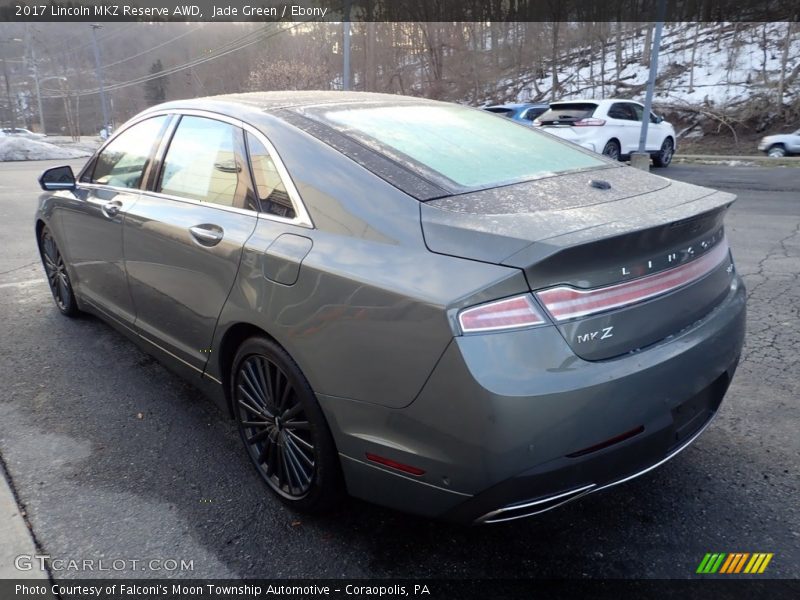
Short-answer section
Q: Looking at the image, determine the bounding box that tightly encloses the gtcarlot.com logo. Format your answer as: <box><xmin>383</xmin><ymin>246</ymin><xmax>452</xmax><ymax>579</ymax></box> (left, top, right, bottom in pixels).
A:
<box><xmin>696</xmin><ymin>552</ymin><xmax>774</xmax><ymax>574</ymax></box>
<box><xmin>15</xmin><ymin>554</ymin><xmax>194</xmax><ymax>572</ymax></box>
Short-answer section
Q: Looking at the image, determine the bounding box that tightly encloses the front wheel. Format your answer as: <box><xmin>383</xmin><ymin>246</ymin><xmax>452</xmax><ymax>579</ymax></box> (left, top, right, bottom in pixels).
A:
<box><xmin>767</xmin><ymin>145</ymin><xmax>786</xmax><ymax>158</ymax></box>
<box><xmin>602</xmin><ymin>139</ymin><xmax>621</xmax><ymax>161</ymax></box>
<box><xmin>652</xmin><ymin>138</ymin><xmax>674</xmax><ymax>168</ymax></box>
<box><xmin>232</xmin><ymin>336</ymin><xmax>343</xmax><ymax>513</ymax></box>
<box><xmin>39</xmin><ymin>227</ymin><xmax>79</xmax><ymax>317</ymax></box>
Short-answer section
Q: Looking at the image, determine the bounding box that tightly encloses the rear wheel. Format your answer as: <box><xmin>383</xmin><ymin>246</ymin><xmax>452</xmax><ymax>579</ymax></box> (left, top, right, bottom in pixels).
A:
<box><xmin>602</xmin><ymin>139</ymin><xmax>621</xmax><ymax>161</ymax></box>
<box><xmin>652</xmin><ymin>137</ymin><xmax>674</xmax><ymax>168</ymax></box>
<box><xmin>767</xmin><ymin>145</ymin><xmax>786</xmax><ymax>158</ymax></box>
<box><xmin>231</xmin><ymin>336</ymin><xmax>343</xmax><ymax>513</ymax></box>
<box><xmin>39</xmin><ymin>227</ymin><xmax>79</xmax><ymax>317</ymax></box>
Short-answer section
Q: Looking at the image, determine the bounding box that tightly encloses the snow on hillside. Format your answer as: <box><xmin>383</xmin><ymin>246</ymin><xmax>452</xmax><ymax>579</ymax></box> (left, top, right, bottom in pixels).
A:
<box><xmin>509</xmin><ymin>22</ymin><xmax>800</xmax><ymax>110</ymax></box>
<box><xmin>0</xmin><ymin>137</ymin><xmax>92</xmax><ymax>162</ymax></box>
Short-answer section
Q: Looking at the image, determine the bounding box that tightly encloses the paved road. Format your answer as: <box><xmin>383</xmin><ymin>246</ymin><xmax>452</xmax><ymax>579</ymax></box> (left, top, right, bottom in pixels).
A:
<box><xmin>0</xmin><ymin>161</ymin><xmax>797</xmax><ymax>580</ymax></box>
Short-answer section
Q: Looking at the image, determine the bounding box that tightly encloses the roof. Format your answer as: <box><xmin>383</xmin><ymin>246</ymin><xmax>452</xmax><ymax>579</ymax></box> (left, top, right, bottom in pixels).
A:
<box><xmin>484</xmin><ymin>102</ymin><xmax>549</xmax><ymax>109</ymax></box>
<box><xmin>152</xmin><ymin>90</ymin><xmax>443</xmax><ymax>114</ymax></box>
<box><xmin>550</xmin><ymin>98</ymin><xmax>642</xmax><ymax>105</ymax></box>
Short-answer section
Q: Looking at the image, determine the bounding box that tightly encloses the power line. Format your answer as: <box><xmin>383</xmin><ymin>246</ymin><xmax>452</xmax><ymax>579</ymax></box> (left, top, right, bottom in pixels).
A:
<box><xmin>40</xmin><ymin>22</ymin><xmax>303</xmax><ymax>98</ymax></box>
<box><xmin>101</xmin><ymin>24</ymin><xmax>204</xmax><ymax>70</ymax></box>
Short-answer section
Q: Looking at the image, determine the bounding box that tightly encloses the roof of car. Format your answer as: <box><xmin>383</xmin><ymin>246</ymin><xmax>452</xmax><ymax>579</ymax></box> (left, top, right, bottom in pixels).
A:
<box><xmin>484</xmin><ymin>103</ymin><xmax>548</xmax><ymax>109</ymax></box>
<box><xmin>550</xmin><ymin>98</ymin><xmax>641</xmax><ymax>106</ymax></box>
<box><xmin>151</xmin><ymin>91</ymin><xmax>444</xmax><ymax>114</ymax></box>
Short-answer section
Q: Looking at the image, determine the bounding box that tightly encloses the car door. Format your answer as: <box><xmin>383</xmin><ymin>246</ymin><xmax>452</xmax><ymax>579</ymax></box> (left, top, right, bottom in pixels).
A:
<box><xmin>60</xmin><ymin>115</ymin><xmax>170</xmax><ymax>327</ymax></box>
<box><xmin>629</xmin><ymin>103</ymin><xmax>663</xmax><ymax>151</ymax></box>
<box><xmin>789</xmin><ymin>130</ymin><xmax>800</xmax><ymax>153</ymax></box>
<box><xmin>606</xmin><ymin>102</ymin><xmax>639</xmax><ymax>154</ymax></box>
<box><xmin>123</xmin><ymin>114</ymin><xmax>259</xmax><ymax>374</ymax></box>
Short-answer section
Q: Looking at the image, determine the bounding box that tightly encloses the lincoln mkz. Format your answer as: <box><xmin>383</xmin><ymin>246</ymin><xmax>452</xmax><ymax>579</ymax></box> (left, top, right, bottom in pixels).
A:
<box><xmin>36</xmin><ymin>92</ymin><xmax>745</xmax><ymax>523</ymax></box>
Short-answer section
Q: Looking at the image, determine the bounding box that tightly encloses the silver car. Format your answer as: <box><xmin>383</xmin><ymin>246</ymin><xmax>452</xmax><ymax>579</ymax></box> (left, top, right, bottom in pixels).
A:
<box><xmin>36</xmin><ymin>92</ymin><xmax>745</xmax><ymax>523</ymax></box>
<box><xmin>758</xmin><ymin>129</ymin><xmax>800</xmax><ymax>157</ymax></box>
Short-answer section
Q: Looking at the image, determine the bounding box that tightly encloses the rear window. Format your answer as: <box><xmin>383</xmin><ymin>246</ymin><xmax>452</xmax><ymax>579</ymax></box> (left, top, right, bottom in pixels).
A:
<box><xmin>483</xmin><ymin>107</ymin><xmax>515</xmax><ymax>117</ymax></box>
<box><xmin>313</xmin><ymin>104</ymin><xmax>606</xmax><ymax>191</ymax></box>
<box><xmin>537</xmin><ymin>103</ymin><xmax>599</xmax><ymax>125</ymax></box>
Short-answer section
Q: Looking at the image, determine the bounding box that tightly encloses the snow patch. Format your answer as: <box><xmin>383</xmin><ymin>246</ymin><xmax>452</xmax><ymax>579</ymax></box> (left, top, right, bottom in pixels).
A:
<box><xmin>0</xmin><ymin>137</ymin><xmax>92</xmax><ymax>161</ymax></box>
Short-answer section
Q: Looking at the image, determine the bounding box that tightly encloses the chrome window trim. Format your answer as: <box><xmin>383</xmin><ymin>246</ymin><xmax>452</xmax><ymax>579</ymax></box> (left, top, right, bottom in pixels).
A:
<box><xmin>79</xmin><ymin>108</ymin><xmax>314</xmax><ymax>229</ymax></box>
<box><xmin>77</xmin><ymin>113</ymin><xmax>172</xmax><ymax>183</ymax></box>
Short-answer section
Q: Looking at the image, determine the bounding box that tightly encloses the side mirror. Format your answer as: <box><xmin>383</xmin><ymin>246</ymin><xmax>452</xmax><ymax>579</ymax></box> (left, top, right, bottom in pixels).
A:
<box><xmin>652</xmin><ymin>114</ymin><xmax>664</xmax><ymax>124</ymax></box>
<box><xmin>39</xmin><ymin>165</ymin><xmax>76</xmax><ymax>191</ymax></box>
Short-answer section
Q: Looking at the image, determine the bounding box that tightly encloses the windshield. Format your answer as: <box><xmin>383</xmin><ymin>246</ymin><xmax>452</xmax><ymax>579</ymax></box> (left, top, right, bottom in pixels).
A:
<box><xmin>315</xmin><ymin>103</ymin><xmax>607</xmax><ymax>191</ymax></box>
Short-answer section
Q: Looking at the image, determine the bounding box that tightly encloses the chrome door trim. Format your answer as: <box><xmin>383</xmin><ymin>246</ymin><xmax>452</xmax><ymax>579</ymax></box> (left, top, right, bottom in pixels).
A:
<box><xmin>93</xmin><ymin>108</ymin><xmax>315</xmax><ymax>229</ymax></box>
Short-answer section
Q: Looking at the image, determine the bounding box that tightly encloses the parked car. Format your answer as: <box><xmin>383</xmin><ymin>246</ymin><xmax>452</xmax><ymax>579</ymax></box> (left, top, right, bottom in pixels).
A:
<box><xmin>2</xmin><ymin>127</ymin><xmax>46</xmax><ymax>139</ymax></box>
<box><xmin>36</xmin><ymin>92</ymin><xmax>744</xmax><ymax>523</ymax></box>
<box><xmin>534</xmin><ymin>99</ymin><xmax>676</xmax><ymax>167</ymax></box>
<box><xmin>483</xmin><ymin>102</ymin><xmax>550</xmax><ymax>125</ymax></box>
<box><xmin>757</xmin><ymin>129</ymin><xmax>800</xmax><ymax>157</ymax></box>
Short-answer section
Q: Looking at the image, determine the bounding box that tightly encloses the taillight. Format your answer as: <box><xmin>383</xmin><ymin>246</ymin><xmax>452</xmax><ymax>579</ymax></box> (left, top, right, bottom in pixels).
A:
<box><xmin>536</xmin><ymin>238</ymin><xmax>730</xmax><ymax>322</ymax></box>
<box><xmin>574</xmin><ymin>118</ymin><xmax>606</xmax><ymax>127</ymax></box>
<box><xmin>458</xmin><ymin>294</ymin><xmax>546</xmax><ymax>334</ymax></box>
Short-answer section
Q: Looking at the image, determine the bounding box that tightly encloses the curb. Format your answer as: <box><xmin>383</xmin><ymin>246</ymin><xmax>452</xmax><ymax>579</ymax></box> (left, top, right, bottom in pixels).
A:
<box><xmin>0</xmin><ymin>457</ymin><xmax>48</xmax><ymax>580</ymax></box>
<box><xmin>674</xmin><ymin>154</ymin><xmax>800</xmax><ymax>167</ymax></box>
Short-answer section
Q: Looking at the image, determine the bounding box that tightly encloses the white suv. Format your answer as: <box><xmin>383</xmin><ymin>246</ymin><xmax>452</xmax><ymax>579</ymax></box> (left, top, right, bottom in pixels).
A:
<box><xmin>534</xmin><ymin>99</ymin><xmax>676</xmax><ymax>167</ymax></box>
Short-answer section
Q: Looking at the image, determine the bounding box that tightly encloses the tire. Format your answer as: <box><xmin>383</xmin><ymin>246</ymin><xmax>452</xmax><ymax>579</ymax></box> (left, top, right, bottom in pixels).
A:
<box><xmin>38</xmin><ymin>227</ymin><xmax>79</xmax><ymax>317</ymax></box>
<box><xmin>767</xmin><ymin>145</ymin><xmax>786</xmax><ymax>158</ymax></box>
<box><xmin>602</xmin><ymin>139</ymin><xmax>621</xmax><ymax>161</ymax></box>
<box><xmin>231</xmin><ymin>336</ymin><xmax>343</xmax><ymax>513</ymax></box>
<box><xmin>652</xmin><ymin>137</ymin><xmax>674</xmax><ymax>168</ymax></box>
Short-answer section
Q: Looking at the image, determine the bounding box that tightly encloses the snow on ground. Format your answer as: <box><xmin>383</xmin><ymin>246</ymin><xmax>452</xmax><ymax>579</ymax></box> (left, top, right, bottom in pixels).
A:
<box><xmin>0</xmin><ymin>137</ymin><xmax>93</xmax><ymax>161</ymax></box>
<box><xmin>512</xmin><ymin>22</ymin><xmax>800</xmax><ymax>109</ymax></box>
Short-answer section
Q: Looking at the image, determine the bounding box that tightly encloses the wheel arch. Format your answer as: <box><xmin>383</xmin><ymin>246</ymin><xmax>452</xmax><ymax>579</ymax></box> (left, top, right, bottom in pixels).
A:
<box><xmin>216</xmin><ymin>321</ymin><xmax>284</xmax><ymax>418</ymax></box>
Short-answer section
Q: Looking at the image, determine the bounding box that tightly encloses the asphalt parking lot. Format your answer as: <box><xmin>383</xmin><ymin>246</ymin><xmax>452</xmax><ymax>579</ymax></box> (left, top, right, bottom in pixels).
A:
<box><xmin>0</xmin><ymin>160</ymin><xmax>798</xmax><ymax>580</ymax></box>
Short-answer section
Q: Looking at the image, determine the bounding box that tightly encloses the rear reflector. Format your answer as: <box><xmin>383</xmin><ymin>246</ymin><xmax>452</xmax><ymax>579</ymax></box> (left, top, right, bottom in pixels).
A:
<box><xmin>537</xmin><ymin>238</ymin><xmax>730</xmax><ymax>322</ymax></box>
<box><xmin>458</xmin><ymin>294</ymin><xmax>546</xmax><ymax>333</ymax></box>
<box><xmin>566</xmin><ymin>425</ymin><xmax>645</xmax><ymax>458</ymax></box>
<box><xmin>365</xmin><ymin>453</ymin><xmax>425</xmax><ymax>476</ymax></box>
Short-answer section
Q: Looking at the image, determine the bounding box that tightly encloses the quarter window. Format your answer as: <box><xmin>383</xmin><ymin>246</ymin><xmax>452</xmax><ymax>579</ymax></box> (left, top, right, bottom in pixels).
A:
<box><xmin>158</xmin><ymin>116</ymin><xmax>247</xmax><ymax>207</ymax></box>
<box><xmin>90</xmin><ymin>116</ymin><xmax>167</xmax><ymax>188</ymax></box>
<box><xmin>246</xmin><ymin>132</ymin><xmax>295</xmax><ymax>219</ymax></box>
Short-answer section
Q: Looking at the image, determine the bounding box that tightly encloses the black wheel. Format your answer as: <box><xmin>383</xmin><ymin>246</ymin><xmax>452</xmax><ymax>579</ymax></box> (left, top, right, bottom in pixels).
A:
<box><xmin>602</xmin><ymin>139</ymin><xmax>621</xmax><ymax>161</ymax></box>
<box><xmin>232</xmin><ymin>336</ymin><xmax>343</xmax><ymax>513</ymax></box>
<box><xmin>767</xmin><ymin>145</ymin><xmax>786</xmax><ymax>158</ymax></box>
<box><xmin>652</xmin><ymin>137</ymin><xmax>674</xmax><ymax>168</ymax></box>
<box><xmin>39</xmin><ymin>227</ymin><xmax>78</xmax><ymax>317</ymax></box>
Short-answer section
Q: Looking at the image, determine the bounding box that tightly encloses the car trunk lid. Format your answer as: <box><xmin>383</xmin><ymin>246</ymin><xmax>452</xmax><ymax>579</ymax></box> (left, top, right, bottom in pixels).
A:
<box><xmin>421</xmin><ymin>166</ymin><xmax>737</xmax><ymax>360</ymax></box>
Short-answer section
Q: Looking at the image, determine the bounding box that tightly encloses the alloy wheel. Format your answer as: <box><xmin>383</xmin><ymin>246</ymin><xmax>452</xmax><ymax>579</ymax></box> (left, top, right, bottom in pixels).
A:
<box><xmin>660</xmin><ymin>139</ymin><xmax>674</xmax><ymax>166</ymax></box>
<box><xmin>603</xmin><ymin>140</ymin><xmax>620</xmax><ymax>161</ymax></box>
<box><xmin>235</xmin><ymin>354</ymin><xmax>316</xmax><ymax>499</ymax></box>
<box><xmin>768</xmin><ymin>146</ymin><xmax>786</xmax><ymax>158</ymax></box>
<box><xmin>41</xmin><ymin>230</ymin><xmax>73</xmax><ymax>313</ymax></box>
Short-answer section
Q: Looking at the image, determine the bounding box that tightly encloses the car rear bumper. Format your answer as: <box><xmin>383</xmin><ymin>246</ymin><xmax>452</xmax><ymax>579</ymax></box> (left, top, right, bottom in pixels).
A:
<box><xmin>319</xmin><ymin>275</ymin><xmax>746</xmax><ymax>523</ymax></box>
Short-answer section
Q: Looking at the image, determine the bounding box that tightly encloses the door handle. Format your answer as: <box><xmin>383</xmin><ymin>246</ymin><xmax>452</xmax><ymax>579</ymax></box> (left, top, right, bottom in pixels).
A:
<box><xmin>189</xmin><ymin>225</ymin><xmax>224</xmax><ymax>246</ymax></box>
<box><xmin>102</xmin><ymin>200</ymin><xmax>122</xmax><ymax>218</ymax></box>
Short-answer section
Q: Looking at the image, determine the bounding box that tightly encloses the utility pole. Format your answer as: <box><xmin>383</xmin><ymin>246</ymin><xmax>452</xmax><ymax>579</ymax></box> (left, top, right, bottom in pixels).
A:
<box><xmin>631</xmin><ymin>0</ymin><xmax>666</xmax><ymax>170</ymax></box>
<box><xmin>0</xmin><ymin>38</ymin><xmax>23</xmax><ymax>129</ymax></box>
<box><xmin>90</xmin><ymin>24</ymin><xmax>110</xmax><ymax>133</ymax></box>
<box><xmin>342</xmin><ymin>0</ymin><xmax>351</xmax><ymax>91</ymax></box>
<box><xmin>1</xmin><ymin>58</ymin><xmax>16</xmax><ymax>129</ymax></box>
<box><xmin>26</xmin><ymin>26</ymin><xmax>45</xmax><ymax>133</ymax></box>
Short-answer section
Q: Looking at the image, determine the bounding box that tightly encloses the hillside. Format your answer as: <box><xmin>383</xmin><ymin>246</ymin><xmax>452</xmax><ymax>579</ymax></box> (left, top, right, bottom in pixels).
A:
<box><xmin>493</xmin><ymin>22</ymin><xmax>799</xmax><ymax>152</ymax></box>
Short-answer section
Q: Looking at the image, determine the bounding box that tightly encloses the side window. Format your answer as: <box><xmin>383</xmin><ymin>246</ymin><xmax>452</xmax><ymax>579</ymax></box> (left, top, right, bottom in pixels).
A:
<box><xmin>158</xmin><ymin>116</ymin><xmax>247</xmax><ymax>207</ymax></box>
<box><xmin>246</xmin><ymin>132</ymin><xmax>296</xmax><ymax>219</ymax></box>
<box><xmin>90</xmin><ymin>116</ymin><xmax>167</xmax><ymax>188</ymax></box>
<box><xmin>607</xmin><ymin>103</ymin><xmax>625</xmax><ymax>120</ymax></box>
<box><xmin>630</xmin><ymin>104</ymin><xmax>644</xmax><ymax>122</ymax></box>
